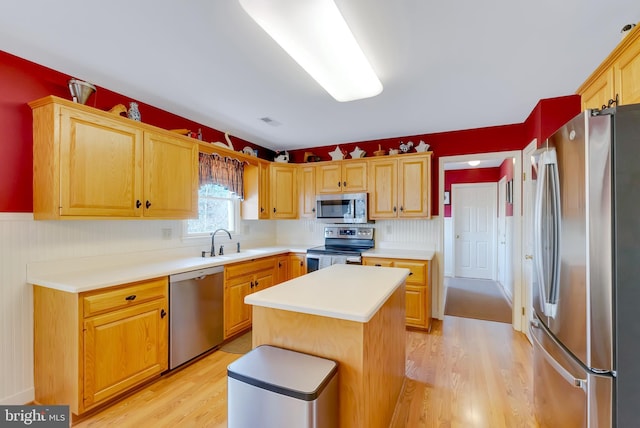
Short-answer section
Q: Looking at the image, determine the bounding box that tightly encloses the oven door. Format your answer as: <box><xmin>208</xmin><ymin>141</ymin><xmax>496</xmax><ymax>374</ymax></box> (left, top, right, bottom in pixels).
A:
<box><xmin>306</xmin><ymin>254</ymin><xmax>334</xmax><ymax>273</ymax></box>
<box><xmin>306</xmin><ymin>253</ymin><xmax>362</xmax><ymax>273</ymax></box>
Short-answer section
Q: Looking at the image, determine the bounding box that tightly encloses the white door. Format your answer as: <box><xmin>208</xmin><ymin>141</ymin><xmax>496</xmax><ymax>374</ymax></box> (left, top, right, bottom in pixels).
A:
<box><xmin>522</xmin><ymin>140</ymin><xmax>537</xmax><ymax>342</ymax></box>
<box><xmin>497</xmin><ymin>177</ymin><xmax>507</xmax><ymax>287</ymax></box>
<box><xmin>453</xmin><ymin>183</ymin><xmax>497</xmax><ymax>279</ymax></box>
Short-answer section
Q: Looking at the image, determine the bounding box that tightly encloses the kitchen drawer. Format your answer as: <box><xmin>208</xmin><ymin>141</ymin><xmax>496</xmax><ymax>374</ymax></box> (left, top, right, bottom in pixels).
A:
<box><xmin>82</xmin><ymin>277</ymin><xmax>168</xmax><ymax>318</ymax></box>
<box><xmin>364</xmin><ymin>259</ymin><xmax>393</xmax><ymax>267</ymax></box>
<box><xmin>393</xmin><ymin>261</ymin><xmax>426</xmax><ymax>285</ymax></box>
<box><xmin>225</xmin><ymin>257</ymin><xmax>276</xmax><ymax>279</ymax></box>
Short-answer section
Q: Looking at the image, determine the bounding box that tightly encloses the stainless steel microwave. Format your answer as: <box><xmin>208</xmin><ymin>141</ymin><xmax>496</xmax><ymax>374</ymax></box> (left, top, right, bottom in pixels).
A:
<box><xmin>315</xmin><ymin>192</ymin><xmax>368</xmax><ymax>223</ymax></box>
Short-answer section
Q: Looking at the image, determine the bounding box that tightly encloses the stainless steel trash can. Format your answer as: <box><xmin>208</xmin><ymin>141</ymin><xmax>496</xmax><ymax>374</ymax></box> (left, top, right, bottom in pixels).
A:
<box><xmin>227</xmin><ymin>345</ymin><xmax>338</xmax><ymax>428</ymax></box>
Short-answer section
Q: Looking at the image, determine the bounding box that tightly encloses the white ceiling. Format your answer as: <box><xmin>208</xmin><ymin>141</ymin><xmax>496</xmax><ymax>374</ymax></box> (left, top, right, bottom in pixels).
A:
<box><xmin>1</xmin><ymin>1</ymin><xmax>639</xmax><ymax>152</ymax></box>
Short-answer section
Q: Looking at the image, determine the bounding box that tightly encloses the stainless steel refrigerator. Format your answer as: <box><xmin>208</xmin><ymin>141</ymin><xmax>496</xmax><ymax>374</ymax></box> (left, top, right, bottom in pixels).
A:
<box><xmin>531</xmin><ymin>103</ymin><xmax>640</xmax><ymax>428</ymax></box>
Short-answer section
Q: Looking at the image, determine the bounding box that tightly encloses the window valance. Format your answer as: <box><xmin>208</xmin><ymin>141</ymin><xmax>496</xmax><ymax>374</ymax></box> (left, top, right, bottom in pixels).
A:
<box><xmin>199</xmin><ymin>152</ymin><xmax>246</xmax><ymax>200</ymax></box>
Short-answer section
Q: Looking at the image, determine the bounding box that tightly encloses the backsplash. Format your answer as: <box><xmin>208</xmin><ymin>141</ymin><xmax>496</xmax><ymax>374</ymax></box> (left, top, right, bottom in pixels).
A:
<box><xmin>275</xmin><ymin>218</ymin><xmax>441</xmax><ymax>251</ymax></box>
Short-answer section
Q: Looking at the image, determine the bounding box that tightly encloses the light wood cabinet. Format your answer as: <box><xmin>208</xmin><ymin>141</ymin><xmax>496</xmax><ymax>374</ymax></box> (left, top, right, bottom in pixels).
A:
<box><xmin>270</xmin><ymin>164</ymin><xmax>298</xmax><ymax>219</ymax></box>
<box><xmin>289</xmin><ymin>253</ymin><xmax>307</xmax><ymax>279</ymax></box>
<box><xmin>29</xmin><ymin>96</ymin><xmax>198</xmax><ymax>220</ymax></box>
<box><xmin>274</xmin><ymin>255</ymin><xmax>290</xmax><ymax>284</ymax></box>
<box><xmin>368</xmin><ymin>153</ymin><xmax>431</xmax><ymax>219</ymax></box>
<box><xmin>316</xmin><ymin>161</ymin><xmax>367</xmax><ymax>194</ymax></box>
<box><xmin>242</xmin><ymin>161</ymin><xmax>270</xmax><ymax>220</ymax></box>
<box><xmin>142</xmin><ymin>131</ymin><xmax>199</xmax><ymax>218</ymax></box>
<box><xmin>299</xmin><ymin>165</ymin><xmax>316</xmax><ymax>218</ymax></box>
<box><xmin>363</xmin><ymin>257</ymin><xmax>432</xmax><ymax>331</ymax></box>
<box><xmin>33</xmin><ymin>278</ymin><xmax>168</xmax><ymax>415</ymax></box>
<box><xmin>223</xmin><ymin>257</ymin><xmax>276</xmax><ymax>338</ymax></box>
<box><xmin>578</xmin><ymin>23</ymin><xmax>640</xmax><ymax>110</ymax></box>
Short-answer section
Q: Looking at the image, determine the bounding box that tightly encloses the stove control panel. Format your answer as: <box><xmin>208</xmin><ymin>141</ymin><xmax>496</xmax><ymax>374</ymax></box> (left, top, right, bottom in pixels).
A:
<box><xmin>324</xmin><ymin>226</ymin><xmax>374</xmax><ymax>239</ymax></box>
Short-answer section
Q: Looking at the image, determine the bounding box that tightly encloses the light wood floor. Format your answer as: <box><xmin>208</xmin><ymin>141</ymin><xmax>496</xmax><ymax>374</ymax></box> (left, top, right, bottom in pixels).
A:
<box><xmin>75</xmin><ymin>316</ymin><xmax>537</xmax><ymax>428</ymax></box>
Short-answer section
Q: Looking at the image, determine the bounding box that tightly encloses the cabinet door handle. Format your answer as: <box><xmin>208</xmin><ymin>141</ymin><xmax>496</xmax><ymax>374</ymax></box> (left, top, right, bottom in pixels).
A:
<box><xmin>250</xmin><ymin>281</ymin><xmax>254</xmax><ymax>288</ymax></box>
<box><xmin>255</xmin><ymin>280</ymin><xmax>259</xmax><ymax>287</ymax></box>
<box><xmin>400</xmin><ymin>206</ymin><xmax>404</xmax><ymax>212</ymax></box>
<box><xmin>343</xmin><ymin>181</ymin><xmax>347</xmax><ymax>187</ymax></box>
<box><xmin>161</xmin><ymin>309</ymin><xmax>167</xmax><ymax>318</ymax></box>
<box><xmin>145</xmin><ymin>200</ymin><xmax>151</xmax><ymax>209</ymax></box>
<box><xmin>273</xmin><ymin>207</ymin><xmax>276</xmax><ymax>213</ymax></box>
<box><xmin>312</xmin><ymin>207</ymin><xmax>316</xmax><ymax>213</ymax></box>
<box><xmin>260</xmin><ymin>207</ymin><xmax>265</xmax><ymax>213</ymax></box>
<box><xmin>375</xmin><ymin>264</ymin><xmax>381</xmax><ymax>267</ymax></box>
<box><xmin>300</xmin><ymin>261</ymin><xmax>304</xmax><ymax>266</ymax></box>
<box><xmin>278</xmin><ymin>262</ymin><xmax>282</xmax><ymax>268</ymax></box>
<box><xmin>125</xmin><ymin>295</ymin><xmax>137</xmax><ymax>301</ymax></box>
<box><xmin>136</xmin><ymin>200</ymin><xmax>142</xmax><ymax>208</ymax></box>
<box><xmin>393</xmin><ymin>206</ymin><xmax>397</xmax><ymax>212</ymax></box>
<box><xmin>409</xmin><ymin>272</ymin><xmax>414</xmax><ymax>275</ymax></box>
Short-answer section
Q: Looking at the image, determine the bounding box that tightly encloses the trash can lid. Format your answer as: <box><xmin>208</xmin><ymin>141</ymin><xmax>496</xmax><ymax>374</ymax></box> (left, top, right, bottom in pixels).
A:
<box><xmin>227</xmin><ymin>345</ymin><xmax>338</xmax><ymax>401</ymax></box>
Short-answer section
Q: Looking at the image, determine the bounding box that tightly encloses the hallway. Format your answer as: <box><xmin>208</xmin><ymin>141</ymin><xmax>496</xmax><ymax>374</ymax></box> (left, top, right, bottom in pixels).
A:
<box><xmin>444</xmin><ymin>277</ymin><xmax>513</xmax><ymax>324</ymax></box>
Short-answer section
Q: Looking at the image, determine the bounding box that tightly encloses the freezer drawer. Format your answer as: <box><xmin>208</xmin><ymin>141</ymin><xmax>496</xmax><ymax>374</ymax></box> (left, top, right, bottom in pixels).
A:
<box><xmin>531</xmin><ymin>321</ymin><xmax>612</xmax><ymax>428</ymax></box>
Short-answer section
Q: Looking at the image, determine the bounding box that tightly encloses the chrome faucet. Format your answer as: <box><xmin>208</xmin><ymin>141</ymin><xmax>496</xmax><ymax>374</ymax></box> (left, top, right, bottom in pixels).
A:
<box><xmin>210</xmin><ymin>228</ymin><xmax>232</xmax><ymax>256</ymax></box>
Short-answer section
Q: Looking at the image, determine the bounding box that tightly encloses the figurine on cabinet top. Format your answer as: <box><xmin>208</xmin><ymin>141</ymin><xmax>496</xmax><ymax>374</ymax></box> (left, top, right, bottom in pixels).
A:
<box><xmin>274</xmin><ymin>151</ymin><xmax>290</xmax><ymax>163</ymax></box>
<box><xmin>329</xmin><ymin>145</ymin><xmax>345</xmax><ymax>161</ymax></box>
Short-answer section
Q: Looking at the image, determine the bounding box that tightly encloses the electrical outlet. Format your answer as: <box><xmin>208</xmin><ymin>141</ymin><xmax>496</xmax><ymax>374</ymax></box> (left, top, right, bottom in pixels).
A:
<box><xmin>161</xmin><ymin>228</ymin><xmax>172</xmax><ymax>240</ymax></box>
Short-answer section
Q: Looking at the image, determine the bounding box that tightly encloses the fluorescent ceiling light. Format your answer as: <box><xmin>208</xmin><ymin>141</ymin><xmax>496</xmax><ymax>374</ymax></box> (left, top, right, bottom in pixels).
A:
<box><xmin>238</xmin><ymin>0</ymin><xmax>383</xmax><ymax>102</ymax></box>
<box><xmin>468</xmin><ymin>160</ymin><xmax>481</xmax><ymax>167</ymax></box>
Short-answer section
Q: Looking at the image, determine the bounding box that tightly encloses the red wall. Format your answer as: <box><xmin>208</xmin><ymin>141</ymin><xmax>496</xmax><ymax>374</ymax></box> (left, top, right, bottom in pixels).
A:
<box><xmin>499</xmin><ymin>158</ymin><xmax>515</xmax><ymax>217</ymax></box>
<box><xmin>291</xmin><ymin>96</ymin><xmax>580</xmax><ymax>216</ymax></box>
<box><xmin>0</xmin><ymin>50</ymin><xmax>268</xmax><ymax>212</ymax></box>
<box><xmin>0</xmin><ymin>49</ymin><xmax>582</xmax><ymax>214</ymax></box>
<box><xmin>443</xmin><ymin>168</ymin><xmax>501</xmax><ymax>217</ymax></box>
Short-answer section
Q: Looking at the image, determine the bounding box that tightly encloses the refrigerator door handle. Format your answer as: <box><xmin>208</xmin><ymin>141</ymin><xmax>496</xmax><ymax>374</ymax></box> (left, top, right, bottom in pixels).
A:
<box><xmin>530</xmin><ymin>323</ymin><xmax>586</xmax><ymax>390</ymax></box>
<box><xmin>533</xmin><ymin>149</ymin><xmax>561</xmax><ymax>318</ymax></box>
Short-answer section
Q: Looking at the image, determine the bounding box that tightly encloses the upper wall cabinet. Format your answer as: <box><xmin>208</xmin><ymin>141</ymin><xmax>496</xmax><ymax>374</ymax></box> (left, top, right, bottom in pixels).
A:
<box><xmin>316</xmin><ymin>161</ymin><xmax>367</xmax><ymax>194</ymax></box>
<box><xmin>241</xmin><ymin>161</ymin><xmax>270</xmax><ymax>220</ymax></box>
<box><xmin>298</xmin><ymin>165</ymin><xmax>316</xmax><ymax>219</ymax></box>
<box><xmin>578</xmin><ymin>24</ymin><xmax>640</xmax><ymax>110</ymax></box>
<box><xmin>29</xmin><ymin>96</ymin><xmax>198</xmax><ymax>220</ymax></box>
<box><xmin>368</xmin><ymin>153</ymin><xmax>431</xmax><ymax>219</ymax></box>
<box><xmin>270</xmin><ymin>163</ymin><xmax>298</xmax><ymax>219</ymax></box>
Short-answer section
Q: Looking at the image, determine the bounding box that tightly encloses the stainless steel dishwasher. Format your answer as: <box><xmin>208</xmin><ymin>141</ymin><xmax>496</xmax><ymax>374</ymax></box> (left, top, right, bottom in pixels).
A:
<box><xmin>169</xmin><ymin>266</ymin><xmax>224</xmax><ymax>370</ymax></box>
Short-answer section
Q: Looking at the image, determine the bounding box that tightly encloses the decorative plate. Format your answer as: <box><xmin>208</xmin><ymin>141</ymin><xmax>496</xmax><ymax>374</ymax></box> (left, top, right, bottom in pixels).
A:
<box><xmin>242</xmin><ymin>146</ymin><xmax>257</xmax><ymax>156</ymax></box>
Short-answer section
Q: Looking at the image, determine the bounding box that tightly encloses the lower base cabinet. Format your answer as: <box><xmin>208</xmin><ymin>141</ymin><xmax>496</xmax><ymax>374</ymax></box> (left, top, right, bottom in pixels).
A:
<box><xmin>223</xmin><ymin>253</ymin><xmax>308</xmax><ymax>339</ymax></box>
<box><xmin>223</xmin><ymin>257</ymin><xmax>276</xmax><ymax>339</ymax></box>
<box><xmin>288</xmin><ymin>253</ymin><xmax>307</xmax><ymax>279</ymax></box>
<box><xmin>363</xmin><ymin>257</ymin><xmax>432</xmax><ymax>331</ymax></box>
<box><xmin>33</xmin><ymin>278</ymin><xmax>169</xmax><ymax>416</ymax></box>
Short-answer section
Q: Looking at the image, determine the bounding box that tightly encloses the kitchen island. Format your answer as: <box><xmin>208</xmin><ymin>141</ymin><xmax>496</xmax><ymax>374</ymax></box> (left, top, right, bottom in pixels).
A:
<box><xmin>245</xmin><ymin>264</ymin><xmax>408</xmax><ymax>428</ymax></box>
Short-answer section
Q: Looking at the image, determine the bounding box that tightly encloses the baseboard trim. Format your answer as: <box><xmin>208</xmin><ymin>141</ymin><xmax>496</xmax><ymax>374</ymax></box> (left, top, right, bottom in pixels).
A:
<box><xmin>0</xmin><ymin>387</ymin><xmax>35</xmax><ymax>405</ymax></box>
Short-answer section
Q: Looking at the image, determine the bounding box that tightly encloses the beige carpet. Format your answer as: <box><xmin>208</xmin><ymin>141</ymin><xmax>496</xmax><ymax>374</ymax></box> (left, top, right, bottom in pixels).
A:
<box><xmin>219</xmin><ymin>331</ymin><xmax>252</xmax><ymax>354</ymax></box>
<box><xmin>444</xmin><ymin>277</ymin><xmax>512</xmax><ymax>324</ymax></box>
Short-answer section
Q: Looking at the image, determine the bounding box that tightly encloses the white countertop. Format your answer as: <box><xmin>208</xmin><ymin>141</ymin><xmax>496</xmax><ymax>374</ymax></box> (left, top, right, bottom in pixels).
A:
<box><xmin>245</xmin><ymin>264</ymin><xmax>409</xmax><ymax>323</ymax></box>
<box><xmin>361</xmin><ymin>248</ymin><xmax>435</xmax><ymax>261</ymax></box>
<box><xmin>27</xmin><ymin>247</ymin><xmax>300</xmax><ymax>293</ymax></box>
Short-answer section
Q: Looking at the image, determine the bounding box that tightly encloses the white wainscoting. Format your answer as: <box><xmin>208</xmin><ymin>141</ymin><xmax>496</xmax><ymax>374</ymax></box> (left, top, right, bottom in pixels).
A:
<box><xmin>0</xmin><ymin>213</ymin><xmax>276</xmax><ymax>405</ymax></box>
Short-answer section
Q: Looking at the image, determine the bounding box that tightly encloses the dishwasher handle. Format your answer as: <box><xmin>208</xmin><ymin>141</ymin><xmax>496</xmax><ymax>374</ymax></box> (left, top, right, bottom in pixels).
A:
<box><xmin>169</xmin><ymin>266</ymin><xmax>224</xmax><ymax>283</ymax></box>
